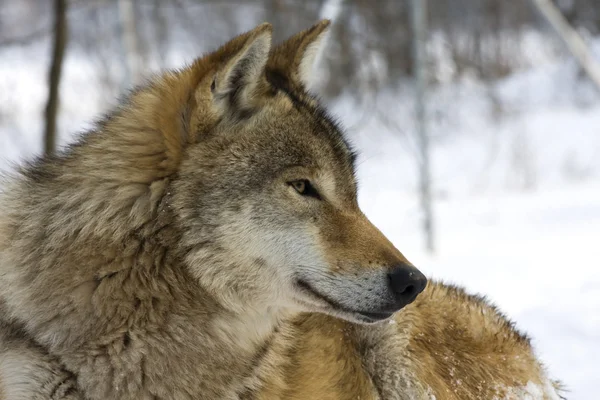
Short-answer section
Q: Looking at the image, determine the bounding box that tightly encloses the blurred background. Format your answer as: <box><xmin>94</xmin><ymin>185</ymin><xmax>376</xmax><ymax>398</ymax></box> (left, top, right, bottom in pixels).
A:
<box><xmin>0</xmin><ymin>0</ymin><xmax>598</xmax><ymax>398</ymax></box>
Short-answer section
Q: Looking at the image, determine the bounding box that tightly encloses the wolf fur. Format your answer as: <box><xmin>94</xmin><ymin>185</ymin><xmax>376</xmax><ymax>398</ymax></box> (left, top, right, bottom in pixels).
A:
<box><xmin>0</xmin><ymin>21</ymin><xmax>562</xmax><ymax>399</ymax></box>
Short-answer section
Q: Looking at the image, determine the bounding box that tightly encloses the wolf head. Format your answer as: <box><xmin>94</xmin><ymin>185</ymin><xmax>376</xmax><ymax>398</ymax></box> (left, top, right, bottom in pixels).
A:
<box><xmin>164</xmin><ymin>21</ymin><xmax>426</xmax><ymax>324</ymax></box>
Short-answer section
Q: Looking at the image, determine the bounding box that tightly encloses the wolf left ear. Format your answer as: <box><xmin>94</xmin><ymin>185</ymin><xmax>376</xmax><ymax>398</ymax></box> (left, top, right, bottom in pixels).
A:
<box><xmin>211</xmin><ymin>23</ymin><xmax>273</xmax><ymax>115</ymax></box>
<box><xmin>269</xmin><ymin>20</ymin><xmax>331</xmax><ymax>89</ymax></box>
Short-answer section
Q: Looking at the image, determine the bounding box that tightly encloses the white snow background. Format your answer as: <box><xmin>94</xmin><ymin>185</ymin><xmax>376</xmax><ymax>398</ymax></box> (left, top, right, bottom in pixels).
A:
<box><xmin>1</xmin><ymin>33</ymin><xmax>598</xmax><ymax>399</ymax></box>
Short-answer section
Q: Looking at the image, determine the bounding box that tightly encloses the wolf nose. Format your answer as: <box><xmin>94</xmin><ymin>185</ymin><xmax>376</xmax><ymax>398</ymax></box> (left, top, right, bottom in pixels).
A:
<box><xmin>387</xmin><ymin>265</ymin><xmax>427</xmax><ymax>308</ymax></box>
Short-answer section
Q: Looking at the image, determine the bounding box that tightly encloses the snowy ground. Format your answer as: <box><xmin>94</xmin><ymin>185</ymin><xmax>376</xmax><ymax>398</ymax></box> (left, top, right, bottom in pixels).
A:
<box><xmin>1</xmin><ymin>39</ymin><xmax>599</xmax><ymax>399</ymax></box>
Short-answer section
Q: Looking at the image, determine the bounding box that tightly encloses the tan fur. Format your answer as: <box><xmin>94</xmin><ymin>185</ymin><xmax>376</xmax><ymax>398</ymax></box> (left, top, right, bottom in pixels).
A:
<box><xmin>404</xmin><ymin>283</ymin><xmax>549</xmax><ymax>399</ymax></box>
<box><xmin>0</xmin><ymin>319</ymin><xmax>81</xmax><ymax>399</ymax></box>
<box><xmin>0</xmin><ymin>21</ymin><xmax>561</xmax><ymax>399</ymax></box>
<box><xmin>252</xmin><ymin>282</ymin><xmax>562</xmax><ymax>400</ymax></box>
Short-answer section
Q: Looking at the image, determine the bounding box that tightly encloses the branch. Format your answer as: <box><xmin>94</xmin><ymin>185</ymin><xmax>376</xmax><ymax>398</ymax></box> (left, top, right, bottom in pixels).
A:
<box><xmin>531</xmin><ymin>0</ymin><xmax>600</xmax><ymax>90</ymax></box>
<box><xmin>44</xmin><ymin>0</ymin><xmax>68</xmax><ymax>155</ymax></box>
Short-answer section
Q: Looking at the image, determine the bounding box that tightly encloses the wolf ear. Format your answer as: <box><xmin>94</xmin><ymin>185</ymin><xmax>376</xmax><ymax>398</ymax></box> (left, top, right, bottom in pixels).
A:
<box><xmin>269</xmin><ymin>20</ymin><xmax>331</xmax><ymax>89</ymax></box>
<box><xmin>211</xmin><ymin>23</ymin><xmax>272</xmax><ymax>114</ymax></box>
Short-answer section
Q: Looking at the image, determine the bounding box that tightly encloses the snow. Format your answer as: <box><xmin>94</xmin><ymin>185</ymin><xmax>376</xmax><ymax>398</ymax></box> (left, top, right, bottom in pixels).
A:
<box><xmin>1</xmin><ymin>34</ymin><xmax>598</xmax><ymax>399</ymax></box>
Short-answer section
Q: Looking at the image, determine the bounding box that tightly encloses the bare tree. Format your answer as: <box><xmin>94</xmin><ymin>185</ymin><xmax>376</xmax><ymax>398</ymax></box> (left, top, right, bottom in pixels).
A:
<box><xmin>117</xmin><ymin>0</ymin><xmax>140</xmax><ymax>88</ymax></box>
<box><xmin>152</xmin><ymin>0</ymin><xmax>170</xmax><ymax>69</ymax></box>
<box><xmin>44</xmin><ymin>0</ymin><xmax>67</xmax><ymax>155</ymax></box>
<box><xmin>410</xmin><ymin>0</ymin><xmax>434</xmax><ymax>253</ymax></box>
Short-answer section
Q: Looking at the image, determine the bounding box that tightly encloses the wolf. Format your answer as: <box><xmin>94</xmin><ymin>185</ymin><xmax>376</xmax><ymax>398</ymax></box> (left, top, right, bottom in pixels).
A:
<box><xmin>0</xmin><ymin>20</ymin><xmax>562</xmax><ymax>399</ymax></box>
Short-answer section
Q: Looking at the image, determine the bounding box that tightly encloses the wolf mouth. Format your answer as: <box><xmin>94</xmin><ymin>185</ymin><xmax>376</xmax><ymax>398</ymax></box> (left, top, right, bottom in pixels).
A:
<box><xmin>294</xmin><ymin>278</ymin><xmax>394</xmax><ymax>322</ymax></box>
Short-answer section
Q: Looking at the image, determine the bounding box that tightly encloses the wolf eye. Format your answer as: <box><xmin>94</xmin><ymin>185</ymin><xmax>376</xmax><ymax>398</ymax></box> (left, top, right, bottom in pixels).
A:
<box><xmin>289</xmin><ymin>180</ymin><xmax>321</xmax><ymax>200</ymax></box>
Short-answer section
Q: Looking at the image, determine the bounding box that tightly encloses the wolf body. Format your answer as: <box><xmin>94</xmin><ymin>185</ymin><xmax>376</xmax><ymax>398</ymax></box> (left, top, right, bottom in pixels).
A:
<box><xmin>0</xmin><ymin>21</ymin><xmax>561</xmax><ymax>399</ymax></box>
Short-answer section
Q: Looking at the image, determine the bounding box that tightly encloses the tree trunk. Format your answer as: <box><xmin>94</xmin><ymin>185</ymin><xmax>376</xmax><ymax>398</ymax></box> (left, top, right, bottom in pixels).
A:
<box><xmin>44</xmin><ymin>0</ymin><xmax>67</xmax><ymax>156</ymax></box>
<box><xmin>410</xmin><ymin>0</ymin><xmax>435</xmax><ymax>253</ymax></box>
<box><xmin>118</xmin><ymin>0</ymin><xmax>140</xmax><ymax>88</ymax></box>
<box><xmin>153</xmin><ymin>0</ymin><xmax>169</xmax><ymax>69</ymax></box>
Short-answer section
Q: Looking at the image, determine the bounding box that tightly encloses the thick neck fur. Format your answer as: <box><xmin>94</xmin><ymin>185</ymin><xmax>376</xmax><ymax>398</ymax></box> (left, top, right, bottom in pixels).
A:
<box><xmin>0</xmin><ymin>68</ymin><xmax>287</xmax><ymax>399</ymax></box>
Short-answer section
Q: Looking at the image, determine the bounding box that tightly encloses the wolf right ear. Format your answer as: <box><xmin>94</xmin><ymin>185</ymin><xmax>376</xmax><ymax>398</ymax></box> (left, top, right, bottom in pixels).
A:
<box><xmin>210</xmin><ymin>23</ymin><xmax>272</xmax><ymax>116</ymax></box>
<box><xmin>269</xmin><ymin>20</ymin><xmax>331</xmax><ymax>89</ymax></box>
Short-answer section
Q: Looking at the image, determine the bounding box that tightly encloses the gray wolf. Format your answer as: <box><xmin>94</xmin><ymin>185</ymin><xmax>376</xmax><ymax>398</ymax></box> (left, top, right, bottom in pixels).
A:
<box><xmin>0</xmin><ymin>21</ymin><xmax>562</xmax><ymax>399</ymax></box>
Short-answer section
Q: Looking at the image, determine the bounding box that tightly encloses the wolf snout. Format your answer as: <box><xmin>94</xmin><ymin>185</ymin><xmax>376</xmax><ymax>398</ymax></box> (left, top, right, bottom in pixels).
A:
<box><xmin>387</xmin><ymin>265</ymin><xmax>427</xmax><ymax>309</ymax></box>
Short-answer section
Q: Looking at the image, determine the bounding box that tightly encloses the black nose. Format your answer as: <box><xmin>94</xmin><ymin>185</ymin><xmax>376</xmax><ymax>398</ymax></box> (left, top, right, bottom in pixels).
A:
<box><xmin>387</xmin><ymin>265</ymin><xmax>427</xmax><ymax>308</ymax></box>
